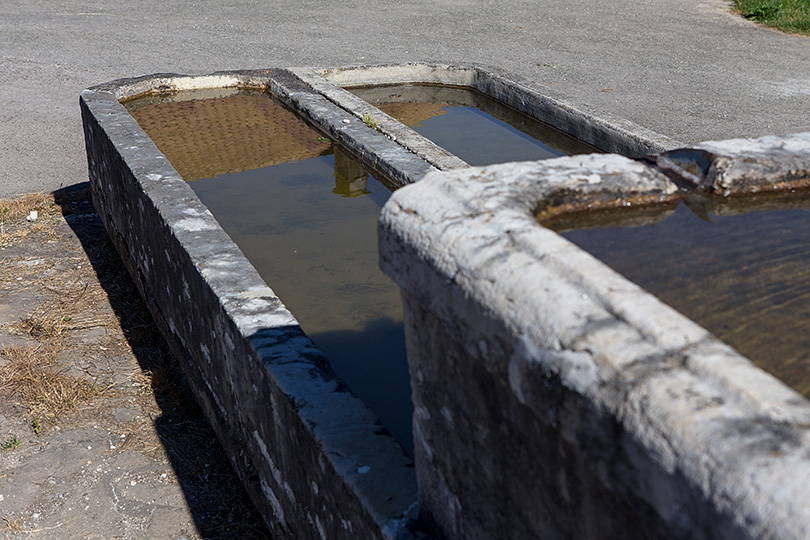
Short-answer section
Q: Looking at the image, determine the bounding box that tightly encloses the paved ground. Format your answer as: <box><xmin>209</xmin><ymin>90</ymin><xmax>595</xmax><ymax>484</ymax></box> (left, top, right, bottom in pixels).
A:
<box><xmin>1</xmin><ymin>1</ymin><xmax>810</xmax><ymax>538</ymax></box>
<box><xmin>2</xmin><ymin>0</ymin><xmax>810</xmax><ymax>197</ymax></box>
<box><xmin>0</xmin><ymin>189</ymin><xmax>271</xmax><ymax>539</ymax></box>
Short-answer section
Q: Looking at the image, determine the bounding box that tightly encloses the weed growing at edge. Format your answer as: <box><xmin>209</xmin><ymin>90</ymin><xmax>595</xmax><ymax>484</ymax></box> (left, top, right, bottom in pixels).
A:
<box><xmin>1</xmin><ymin>434</ymin><xmax>21</xmax><ymax>451</ymax></box>
<box><xmin>361</xmin><ymin>112</ymin><xmax>380</xmax><ymax>131</ymax></box>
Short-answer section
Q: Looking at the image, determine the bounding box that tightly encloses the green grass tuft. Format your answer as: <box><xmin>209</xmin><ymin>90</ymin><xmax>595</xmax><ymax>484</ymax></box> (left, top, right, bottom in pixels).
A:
<box><xmin>1</xmin><ymin>434</ymin><xmax>22</xmax><ymax>451</ymax></box>
<box><xmin>361</xmin><ymin>112</ymin><xmax>380</xmax><ymax>131</ymax></box>
<box><xmin>734</xmin><ymin>0</ymin><xmax>810</xmax><ymax>34</ymax></box>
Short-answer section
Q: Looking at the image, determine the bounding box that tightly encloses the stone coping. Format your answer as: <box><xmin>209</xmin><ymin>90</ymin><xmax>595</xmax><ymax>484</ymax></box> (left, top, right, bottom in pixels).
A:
<box><xmin>295</xmin><ymin>62</ymin><xmax>681</xmax><ymax>160</ymax></box>
<box><xmin>80</xmin><ymin>63</ymin><xmax>718</xmax><ymax>539</ymax></box>
<box><xmin>378</xmin><ymin>135</ymin><xmax>810</xmax><ymax>538</ymax></box>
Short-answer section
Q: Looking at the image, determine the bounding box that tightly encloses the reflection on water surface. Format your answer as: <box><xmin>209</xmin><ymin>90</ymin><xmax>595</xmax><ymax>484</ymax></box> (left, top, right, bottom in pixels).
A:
<box><xmin>125</xmin><ymin>90</ymin><xmax>413</xmax><ymax>454</ymax></box>
<box><xmin>349</xmin><ymin>83</ymin><xmax>600</xmax><ymax>165</ymax></box>
<box><xmin>554</xmin><ymin>195</ymin><xmax>810</xmax><ymax>397</ymax></box>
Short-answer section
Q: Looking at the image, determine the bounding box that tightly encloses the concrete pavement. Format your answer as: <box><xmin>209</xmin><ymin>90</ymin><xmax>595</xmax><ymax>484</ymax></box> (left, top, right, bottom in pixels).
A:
<box><xmin>2</xmin><ymin>0</ymin><xmax>810</xmax><ymax>197</ymax></box>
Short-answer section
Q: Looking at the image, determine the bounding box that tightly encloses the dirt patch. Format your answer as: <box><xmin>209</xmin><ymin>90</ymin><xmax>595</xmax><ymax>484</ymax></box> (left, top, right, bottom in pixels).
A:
<box><xmin>0</xmin><ymin>187</ymin><xmax>271</xmax><ymax>539</ymax></box>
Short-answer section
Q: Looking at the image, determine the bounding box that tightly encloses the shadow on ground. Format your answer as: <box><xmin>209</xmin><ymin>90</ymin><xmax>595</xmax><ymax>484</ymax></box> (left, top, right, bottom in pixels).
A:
<box><xmin>53</xmin><ymin>182</ymin><xmax>272</xmax><ymax>539</ymax></box>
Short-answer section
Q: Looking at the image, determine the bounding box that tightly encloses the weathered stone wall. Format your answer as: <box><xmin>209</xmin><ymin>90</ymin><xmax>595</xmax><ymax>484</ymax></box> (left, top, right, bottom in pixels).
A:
<box><xmin>379</xmin><ymin>145</ymin><xmax>810</xmax><ymax>540</ymax></box>
<box><xmin>309</xmin><ymin>63</ymin><xmax>680</xmax><ymax>158</ymax></box>
<box><xmin>80</xmin><ymin>72</ymin><xmax>423</xmax><ymax>540</ymax></box>
<box><xmin>82</xmin><ymin>63</ymin><xmax>810</xmax><ymax>540</ymax></box>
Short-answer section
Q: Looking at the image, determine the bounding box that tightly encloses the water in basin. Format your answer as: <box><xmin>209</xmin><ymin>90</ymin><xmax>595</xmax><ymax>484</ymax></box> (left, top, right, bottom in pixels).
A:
<box><xmin>547</xmin><ymin>194</ymin><xmax>810</xmax><ymax>396</ymax></box>
<box><xmin>124</xmin><ymin>89</ymin><xmax>413</xmax><ymax>453</ymax></box>
<box><xmin>349</xmin><ymin>84</ymin><xmax>599</xmax><ymax>166</ymax></box>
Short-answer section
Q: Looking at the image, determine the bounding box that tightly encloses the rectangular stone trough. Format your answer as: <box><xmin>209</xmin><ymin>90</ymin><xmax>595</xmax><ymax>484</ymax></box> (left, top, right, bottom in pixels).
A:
<box><xmin>291</xmin><ymin>62</ymin><xmax>680</xmax><ymax>167</ymax></box>
<box><xmin>78</xmin><ymin>63</ymin><xmax>808</xmax><ymax>540</ymax></box>
<box><xmin>378</xmin><ymin>134</ymin><xmax>810</xmax><ymax>539</ymax></box>
<box><xmin>80</xmin><ymin>69</ymin><xmax>430</xmax><ymax>540</ymax></box>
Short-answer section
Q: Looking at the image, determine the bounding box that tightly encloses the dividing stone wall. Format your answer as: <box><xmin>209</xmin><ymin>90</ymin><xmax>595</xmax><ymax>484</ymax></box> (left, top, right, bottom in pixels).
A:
<box><xmin>378</xmin><ymin>139</ymin><xmax>810</xmax><ymax>540</ymax></box>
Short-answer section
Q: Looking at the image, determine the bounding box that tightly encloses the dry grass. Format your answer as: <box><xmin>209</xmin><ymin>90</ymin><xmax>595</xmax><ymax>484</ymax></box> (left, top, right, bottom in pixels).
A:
<box><xmin>3</xmin><ymin>258</ymin><xmax>117</xmax><ymax>345</ymax></box>
<box><xmin>2</xmin><ymin>516</ymin><xmax>24</xmax><ymax>533</ymax></box>
<box><xmin>133</xmin><ymin>366</ymin><xmax>172</xmax><ymax>396</ymax></box>
<box><xmin>9</xmin><ymin>286</ymin><xmax>92</xmax><ymax>342</ymax></box>
<box><xmin>0</xmin><ymin>192</ymin><xmax>61</xmax><ymax>247</ymax></box>
<box><xmin>135</xmin><ymin>366</ymin><xmax>188</xmax><ymax>407</ymax></box>
<box><xmin>0</xmin><ymin>344</ymin><xmax>110</xmax><ymax>421</ymax></box>
<box><xmin>13</xmin><ymin>278</ymin><xmax>112</xmax><ymax>340</ymax></box>
<box><xmin>0</xmin><ymin>193</ymin><xmax>57</xmax><ymax>222</ymax></box>
<box><xmin>0</xmin><ymin>187</ymin><xmax>272</xmax><ymax>538</ymax></box>
<box><xmin>117</xmin><ymin>418</ymin><xmax>164</xmax><ymax>457</ymax></box>
<box><xmin>12</xmin><ymin>311</ymin><xmax>70</xmax><ymax>341</ymax></box>
<box><xmin>0</xmin><ymin>222</ymin><xmax>52</xmax><ymax>247</ymax></box>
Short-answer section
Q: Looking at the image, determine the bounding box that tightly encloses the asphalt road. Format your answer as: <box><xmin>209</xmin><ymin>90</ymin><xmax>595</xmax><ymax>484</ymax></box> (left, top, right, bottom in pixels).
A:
<box><xmin>2</xmin><ymin>0</ymin><xmax>810</xmax><ymax>196</ymax></box>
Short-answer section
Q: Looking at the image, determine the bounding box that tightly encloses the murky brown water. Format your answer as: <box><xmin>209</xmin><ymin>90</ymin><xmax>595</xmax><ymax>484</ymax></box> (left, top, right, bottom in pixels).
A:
<box><xmin>125</xmin><ymin>89</ymin><xmax>412</xmax><ymax>453</ymax></box>
<box><xmin>124</xmin><ymin>88</ymin><xmax>332</xmax><ymax>181</ymax></box>
<box><xmin>123</xmin><ymin>86</ymin><xmax>607</xmax><ymax>454</ymax></box>
<box><xmin>551</xmin><ymin>193</ymin><xmax>810</xmax><ymax>396</ymax></box>
<box><xmin>349</xmin><ymin>84</ymin><xmax>599</xmax><ymax>165</ymax></box>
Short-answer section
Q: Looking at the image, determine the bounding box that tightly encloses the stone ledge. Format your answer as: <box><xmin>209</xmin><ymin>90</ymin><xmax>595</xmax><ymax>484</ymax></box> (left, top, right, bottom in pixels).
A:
<box><xmin>310</xmin><ymin>62</ymin><xmax>681</xmax><ymax>158</ymax></box>
<box><xmin>81</xmin><ymin>72</ymin><xmax>423</xmax><ymax>540</ymax></box>
<box><xmin>379</xmin><ymin>141</ymin><xmax>810</xmax><ymax>539</ymax></box>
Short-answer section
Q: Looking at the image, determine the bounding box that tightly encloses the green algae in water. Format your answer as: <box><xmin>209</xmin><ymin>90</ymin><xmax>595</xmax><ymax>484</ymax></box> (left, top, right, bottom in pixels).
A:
<box><xmin>124</xmin><ymin>90</ymin><xmax>413</xmax><ymax>455</ymax></box>
<box><xmin>349</xmin><ymin>84</ymin><xmax>599</xmax><ymax>165</ymax></box>
<box><xmin>555</xmin><ymin>197</ymin><xmax>810</xmax><ymax>397</ymax></box>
